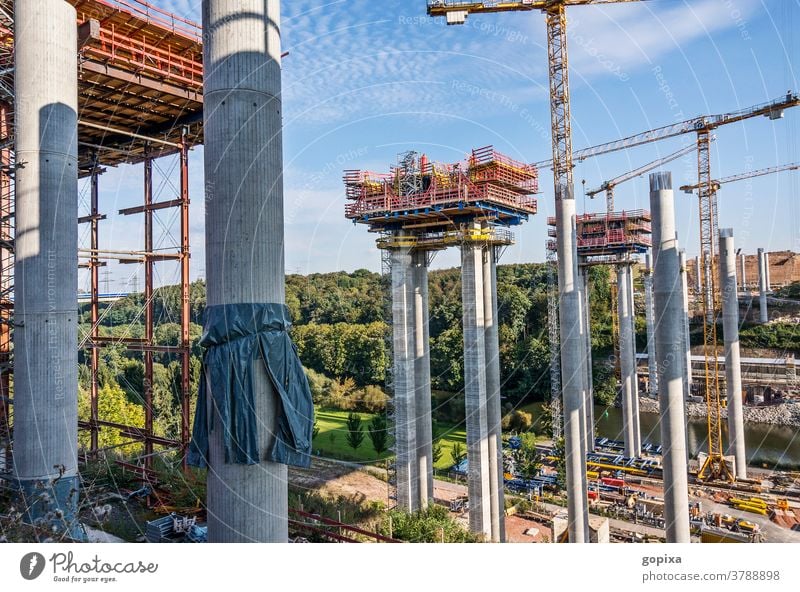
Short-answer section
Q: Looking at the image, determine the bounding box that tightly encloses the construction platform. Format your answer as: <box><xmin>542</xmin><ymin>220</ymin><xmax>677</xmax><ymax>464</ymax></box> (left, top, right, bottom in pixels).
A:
<box><xmin>547</xmin><ymin>210</ymin><xmax>652</xmax><ymax>258</ymax></box>
<box><xmin>0</xmin><ymin>0</ymin><xmax>204</xmax><ymax>172</ymax></box>
<box><xmin>0</xmin><ymin>0</ymin><xmax>202</xmax><ymax>470</ymax></box>
<box><xmin>344</xmin><ymin>146</ymin><xmax>538</xmax><ymax>242</ymax></box>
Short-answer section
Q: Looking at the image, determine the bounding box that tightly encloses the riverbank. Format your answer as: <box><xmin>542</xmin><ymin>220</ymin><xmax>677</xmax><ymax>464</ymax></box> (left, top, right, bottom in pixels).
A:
<box><xmin>637</xmin><ymin>396</ymin><xmax>800</xmax><ymax>428</ymax></box>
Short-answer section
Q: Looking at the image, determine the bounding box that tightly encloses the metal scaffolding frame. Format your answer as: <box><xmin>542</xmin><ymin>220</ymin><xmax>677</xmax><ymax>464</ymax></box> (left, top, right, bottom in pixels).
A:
<box><xmin>79</xmin><ymin>132</ymin><xmax>192</xmax><ymax>479</ymax></box>
<box><xmin>0</xmin><ymin>0</ymin><xmax>202</xmax><ymax>484</ymax></box>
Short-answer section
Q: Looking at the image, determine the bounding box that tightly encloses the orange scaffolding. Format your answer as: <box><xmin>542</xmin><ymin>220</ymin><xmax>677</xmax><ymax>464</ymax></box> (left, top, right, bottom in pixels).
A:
<box><xmin>547</xmin><ymin>210</ymin><xmax>652</xmax><ymax>257</ymax></box>
<box><xmin>0</xmin><ymin>0</ymin><xmax>201</xmax><ymax>485</ymax></box>
<box><xmin>344</xmin><ymin>146</ymin><xmax>537</xmax><ymax>232</ymax></box>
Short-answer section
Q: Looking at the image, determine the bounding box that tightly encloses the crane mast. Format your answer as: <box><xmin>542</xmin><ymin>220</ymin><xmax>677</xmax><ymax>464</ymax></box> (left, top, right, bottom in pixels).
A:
<box><xmin>695</xmin><ymin>129</ymin><xmax>730</xmax><ymax>481</ymax></box>
<box><xmin>546</xmin><ymin>5</ymin><xmax>573</xmax><ymax>191</ymax></box>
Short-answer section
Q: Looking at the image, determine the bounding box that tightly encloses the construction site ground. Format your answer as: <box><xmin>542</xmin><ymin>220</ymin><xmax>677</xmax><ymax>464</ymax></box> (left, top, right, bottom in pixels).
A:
<box><xmin>289</xmin><ymin>457</ymin><xmax>800</xmax><ymax>543</ymax></box>
<box><xmin>69</xmin><ymin>456</ymin><xmax>800</xmax><ymax>543</ymax></box>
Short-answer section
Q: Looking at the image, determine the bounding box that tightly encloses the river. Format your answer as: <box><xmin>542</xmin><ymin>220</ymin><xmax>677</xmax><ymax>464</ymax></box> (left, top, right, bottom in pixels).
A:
<box><xmin>594</xmin><ymin>405</ymin><xmax>800</xmax><ymax>470</ymax></box>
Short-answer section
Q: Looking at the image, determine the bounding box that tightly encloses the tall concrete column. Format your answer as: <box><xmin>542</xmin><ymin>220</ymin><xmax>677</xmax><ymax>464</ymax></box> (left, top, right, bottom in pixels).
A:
<box><xmin>679</xmin><ymin>251</ymin><xmax>692</xmax><ymax>399</ymax></box>
<box><xmin>758</xmin><ymin>248</ymin><xmax>768</xmax><ymax>323</ymax></box>
<box><xmin>461</xmin><ymin>239</ymin><xmax>491</xmax><ymax>539</ymax></box>
<box><xmin>13</xmin><ymin>0</ymin><xmax>80</xmax><ymax>537</ymax></box>
<box><xmin>719</xmin><ymin>230</ymin><xmax>747</xmax><ymax>479</ymax></box>
<box><xmin>617</xmin><ymin>263</ymin><xmax>641</xmax><ymax>458</ymax></box>
<box><xmin>644</xmin><ymin>252</ymin><xmax>658</xmax><ymax>397</ymax></box>
<box><xmin>627</xmin><ymin>265</ymin><xmax>641</xmax><ymax>451</ymax></box>
<box><xmin>739</xmin><ymin>252</ymin><xmax>747</xmax><ymax>291</ymax></box>
<box><xmin>650</xmin><ymin>172</ymin><xmax>691</xmax><ymax>543</ymax></box>
<box><xmin>392</xmin><ymin>241</ymin><xmax>419</xmax><ymax>512</ymax></box>
<box><xmin>482</xmin><ymin>244</ymin><xmax>505</xmax><ymax>542</ymax></box>
<box><xmin>580</xmin><ymin>264</ymin><xmax>595</xmax><ymax>452</ymax></box>
<box><xmin>576</xmin><ymin>266</ymin><xmax>589</xmax><ymax>514</ymax></box>
<box><xmin>555</xmin><ymin>187</ymin><xmax>590</xmax><ymax>543</ymax></box>
<box><xmin>413</xmin><ymin>250</ymin><xmax>433</xmax><ymax>508</ymax></box>
<box><xmin>203</xmin><ymin>0</ymin><xmax>289</xmax><ymax>541</ymax></box>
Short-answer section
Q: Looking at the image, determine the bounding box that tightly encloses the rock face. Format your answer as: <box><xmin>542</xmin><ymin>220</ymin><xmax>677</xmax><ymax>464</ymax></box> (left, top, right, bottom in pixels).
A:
<box><xmin>637</xmin><ymin>396</ymin><xmax>800</xmax><ymax>428</ymax></box>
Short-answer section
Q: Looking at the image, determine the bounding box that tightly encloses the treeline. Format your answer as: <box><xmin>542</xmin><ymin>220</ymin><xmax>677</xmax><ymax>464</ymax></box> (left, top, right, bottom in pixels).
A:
<box><xmin>285</xmin><ymin>263</ymin><xmax>617</xmax><ymax>405</ymax></box>
<box><xmin>77</xmin><ymin>269</ymin><xmax>800</xmax><ymax>450</ymax></box>
<box><xmin>78</xmin><ymin>263</ymin><xmax>622</xmax><ymax>446</ymax></box>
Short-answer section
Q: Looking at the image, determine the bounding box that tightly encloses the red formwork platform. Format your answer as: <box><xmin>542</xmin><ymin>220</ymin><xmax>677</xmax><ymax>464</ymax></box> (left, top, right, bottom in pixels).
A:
<box><xmin>547</xmin><ymin>210</ymin><xmax>652</xmax><ymax>256</ymax></box>
<box><xmin>344</xmin><ymin>146</ymin><xmax>538</xmax><ymax>232</ymax></box>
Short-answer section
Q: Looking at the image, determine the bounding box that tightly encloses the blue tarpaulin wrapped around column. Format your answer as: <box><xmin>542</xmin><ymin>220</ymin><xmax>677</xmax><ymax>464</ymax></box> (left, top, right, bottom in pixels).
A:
<box><xmin>188</xmin><ymin>303</ymin><xmax>313</xmax><ymax>468</ymax></box>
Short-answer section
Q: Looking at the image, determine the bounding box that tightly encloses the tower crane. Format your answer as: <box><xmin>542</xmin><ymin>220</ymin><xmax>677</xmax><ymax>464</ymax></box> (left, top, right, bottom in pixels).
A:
<box><xmin>428</xmin><ymin>0</ymin><xmax>644</xmax><ymax>195</ymax></box>
<box><xmin>427</xmin><ymin>0</ymin><xmax>644</xmax><ymax>542</ymax></box>
<box><xmin>679</xmin><ymin>162</ymin><xmax>799</xmax><ymax>194</ymax></box>
<box><xmin>541</xmin><ymin>91</ymin><xmax>800</xmax><ymax>481</ymax></box>
<box><xmin>583</xmin><ymin>143</ymin><xmax>700</xmax><ymax>391</ymax></box>
<box><xmin>586</xmin><ymin>143</ymin><xmax>700</xmax><ymax>214</ymax></box>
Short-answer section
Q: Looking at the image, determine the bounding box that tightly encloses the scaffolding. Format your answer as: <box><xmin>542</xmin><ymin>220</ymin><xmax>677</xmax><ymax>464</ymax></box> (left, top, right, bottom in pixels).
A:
<box><xmin>345</xmin><ymin>146</ymin><xmax>538</xmax><ymax>234</ymax></box>
<box><xmin>547</xmin><ymin>210</ymin><xmax>652</xmax><ymax>258</ymax></box>
<box><xmin>0</xmin><ymin>0</ymin><xmax>202</xmax><ymax>485</ymax></box>
<box><xmin>0</xmin><ymin>2</ymin><xmax>12</xmax><ymax>472</ymax></box>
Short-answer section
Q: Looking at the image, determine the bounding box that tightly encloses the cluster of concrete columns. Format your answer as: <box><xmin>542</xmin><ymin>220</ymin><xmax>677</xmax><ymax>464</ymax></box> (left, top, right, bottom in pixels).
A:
<box><xmin>391</xmin><ymin>244</ymin><xmax>433</xmax><ymax>513</ymax></box>
<box><xmin>389</xmin><ymin>228</ymin><xmax>504</xmax><ymax>542</ymax></box>
<box><xmin>460</xmin><ymin>237</ymin><xmax>504</xmax><ymax>541</ymax></box>
<box><xmin>12</xmin><ymin>0</ymin><xmax>81</xmax><ymax>537</ymax></box>
<box><xmin>617</xmin><ymin>262</ymin><xmax>641</xmax><ymax>458</ymax></box>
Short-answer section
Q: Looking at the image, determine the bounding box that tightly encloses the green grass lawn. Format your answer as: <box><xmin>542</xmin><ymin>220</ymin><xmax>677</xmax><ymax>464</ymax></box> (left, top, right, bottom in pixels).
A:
<box><xmin>312</xmin><ymin>399</ymin><xmax>552</xmax><ymax>470</ymax></box>
<box><xmin>313</xmin><ymin>408</ymin><xmax>467</xmax><ymax>470</ymax></box>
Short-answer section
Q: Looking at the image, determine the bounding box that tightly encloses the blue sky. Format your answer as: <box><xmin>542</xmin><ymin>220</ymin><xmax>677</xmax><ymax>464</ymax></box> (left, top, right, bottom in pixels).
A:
<box><xmin>83</xmin><ymin>0</ymin><xmax>799</xmax><ymax>291</ymax></box>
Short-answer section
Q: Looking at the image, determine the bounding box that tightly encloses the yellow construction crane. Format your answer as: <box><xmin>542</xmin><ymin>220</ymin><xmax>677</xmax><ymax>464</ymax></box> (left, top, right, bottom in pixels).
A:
<box><xmin>679</xmin><ymin>162</ymin><xmax>800</xmax><ymax>194</ymax></box>
<box><xmin>539</xmin><ymin>92</ymin><xmax>800</xmax><ymax>482</ymax></box>
<box><xmin>586</xmin><ymin>143</ymin><xmax>699</xmax><ymax>215</ymax></box>
<box><xmin>427</xmin><ymin>0</ymin><xmax>643</xmax><ymax>192</ymax></box>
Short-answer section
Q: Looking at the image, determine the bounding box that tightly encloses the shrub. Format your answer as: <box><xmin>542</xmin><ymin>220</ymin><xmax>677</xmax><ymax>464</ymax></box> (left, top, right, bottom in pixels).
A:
<box><xmin>345</xmin><ymin>412</ymin><xmax>365</xmax><ymax>450</ymax></box>
<box><xmin>381</xmin><ymin>505</ymin><xmax>482</xmax><ymax>542</ymax></box>
<box><xmin>360</xmin><ymin>385</ymin><xmax>389</xmax><ymax>413</ymax></box>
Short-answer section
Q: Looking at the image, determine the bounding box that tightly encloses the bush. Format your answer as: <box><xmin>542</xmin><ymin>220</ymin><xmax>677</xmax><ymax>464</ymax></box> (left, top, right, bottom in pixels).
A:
<box><xmin>360</xmin><ymin>385</ymin><xmax>389</xmax><ymax>413</ymax></box>
<box><xmin>381</xmin><ymin>505</ymin><xmax>482</xmax><ymax>542</ymax></box>
<box><xmin>305</xmin><ymin>368</ymin><xmax>334</xmax><ymax>405</ymax></box>
<box><xmin>503</xmin><ymin>410</ymin><xmax>533</xmax><ymax>433</ymax></box>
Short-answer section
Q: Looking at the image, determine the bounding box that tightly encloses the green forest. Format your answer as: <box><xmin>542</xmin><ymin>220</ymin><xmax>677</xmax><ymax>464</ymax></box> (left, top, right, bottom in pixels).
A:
<box><xmin>80</xmin><ymin>263</ymin><xmax>800</xmax><ymax>457</ymax></box>
<box><xmin>78</xmin><ymin>263</ymin><xmax>620</xmax><ymax>452</ymax></box>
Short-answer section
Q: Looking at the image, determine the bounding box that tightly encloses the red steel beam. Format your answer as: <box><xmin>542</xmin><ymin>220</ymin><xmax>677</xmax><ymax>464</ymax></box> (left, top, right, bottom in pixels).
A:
<box><xmin>143</xmin><ymin>153</ymin><xmax>154</xmax><ymax>478</ymax></box>
<box><xmin>89</xmin><ymin>163</ymin><xmax>101</xmax><ymax>456</ymax></box>
<box><xmin>180</xmin><ymin>131</ymin><xmax>191</xmax><ymax>468</ymax></box>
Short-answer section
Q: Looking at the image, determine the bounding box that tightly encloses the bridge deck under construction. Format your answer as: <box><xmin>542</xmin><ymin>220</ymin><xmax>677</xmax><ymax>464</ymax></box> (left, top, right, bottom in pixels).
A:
<box><xmin>344</xmin><ymin>146</ymin><xmax>538</xmax><ymax>235</ymax></box>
